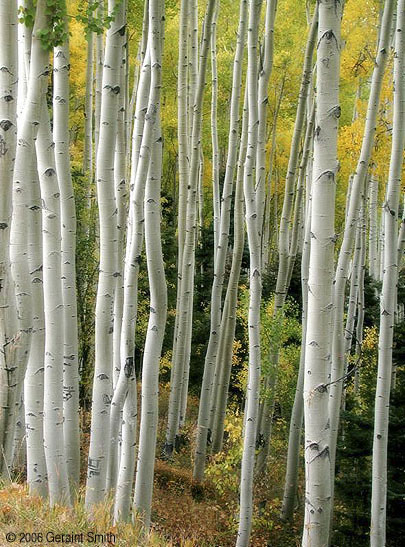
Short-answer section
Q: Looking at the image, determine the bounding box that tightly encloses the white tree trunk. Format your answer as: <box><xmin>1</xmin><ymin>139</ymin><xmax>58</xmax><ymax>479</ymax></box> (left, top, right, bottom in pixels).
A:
<box><xmin>236</xmin><ymin>1</ymin><xmax>263</xmax><ymax>544</ymax></box>
<box><xmin>328</xmin><ymin>0</ymin><xmax>394</xmax><ymax>529</ymax></box>
<box><xmin>133</xmin><ymin>5</ymin><xmax>166</xmax><ymax>526</ymax></box>
<box><xmin>166</xmin><ymin>0</ymin><xmax>217</xmax><ymax>458</ymax></box>
<box><xmin>368</xmin><ymin>176</ymin><xmax>379</xmax><ymax>280</ymax></box>
<box><xmin>85</xmin><ymin>0</ymin><xmax>125</xmax><ymax>509</ymax></box>
<box><xmin>0</xmin><ymin>0</ymin><xmax>18</xmax><ymax>467</ymax></box>
<box><xmin>53</xmin><ymin>20</ymin><xmax>80</xmax><ymax>492</ymax></box>
<box><xmin>302</xmin><ymin>2</ymin><xmax>342</xmax><ymax>545</ymax></box>
<box><xmin>371</xmin><ymin>1</ymin><xmax>405</xmax><ymax>543</ymax></box>
<box><xmin>37</xmin><ymin>99</ymin><xmax>71</xmax><ymax>506</ymax></box>
<box><xmin>193</xmin><ymin>0</ymin><xmax>247</xmax><ymax>480</ymax></box>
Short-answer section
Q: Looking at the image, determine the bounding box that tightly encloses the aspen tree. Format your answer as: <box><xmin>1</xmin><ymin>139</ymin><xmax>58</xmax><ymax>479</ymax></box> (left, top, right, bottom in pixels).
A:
<box><xmin>108</xmin><ymin>52</ymin><xmax>153</xmax><ymax>504</ymax></box>
<box><xmin>0</xmin><ymin>0</ymin><xmax>18</xmax><ymax>465</ymax></box>
<box><xmin>133</xmin><ymin>4</ymin><xmax>166</xmax><ymax>526</ymax></box>
<box><xmin>112</xmin><ymin>17</ymin><xmax>128</xmax><ymax>391</ymax></box>
<box><xmin>328</xmin><ymin>0</ymin><xmax>394</xmax><ymax>525</ymax></box>
<box><xmin>164</xmin><ymin>0</ymin><xmax>188</xmax><ymax>452</ymax></box>
<box><xmin>53</xmin><ymin>10</ymin><xmax>80</xmax><ymax>490</ymax></box>
<box><xmin>368</xmin><ymin>176</ymin><xmax>379</xmax><ymax>280</ymax></box>
<box><xmin>166</xmin><ymin>0</ymin><xmax>217</xmax><ymax>458</ymax></box>
<box><xmin>94</xmin><ymin>0</ymin><xmax>104</xmax><ymax>156</ymax></box>
<box><xmin>256</xmin><ymin>7</ymin><xmax>318</xmax><ymax>471</ymax></box>
<box><xmin>14</xmin><ymin>2</ymin><xmax>47</xmax><ymax>496</ymax></box>
<box><xmin>210</xmin><ymin>88</ymin><xmax>248</xmax><ymax>454</ymax></box>
<box><xmin>211</xmin><ymin>4</ymin><xmax>220</xmax><ymax>262</ymax></box>
<box><xmin>256</xmin><ymin>0</ymin><xmax>277</xmax><ymax>233</ymax></box>
<box><xmin>109</xmin><ymin>44</ymin><xmax>151</xmax><ymax>509</ymax></box>
<box><xmin>83</xmin><ymin>0</ymin><xmax>94</xmax><ymax>181</ymax></box>
<box><xmin>371</xmin><ymin>1</ymin><xmax>405</xmax><ymax>542</ymax></box>
<box><xmin>236</xmin><ymin>0</ymin><xmax>263</xmax><ymax>543</ymax></box>
<box><xmin>280</xmin><ymin>103</ymin><xmax>315</xmax><ymax>521</ymax></box>
<box><xmin>193</xmin><ymin>0</ymin><xmax>247</xmax><ymax>480</ymax></box>
<box><xmin>302</xmin><ymin>1</ymin><xmax>342</xmax><ymax>545</ymax></box>
<box><xmin>85</xmin><ymin>0</ymin><xmax>125</xmax><ymax>508</ymax></box>
<box><xmin>24</xmin><ymin>151</ymin><xmax>47</xmax><ymax>497</ymax></box>
<box><xmin>37</xmin><ymin>99</ymin><xmax>71</xmax><ymax>506</ymax></box>
<box><xmin>5</xmin><ymin>0</ymin><xmax>50</xmax><ymax>477</ymax></box>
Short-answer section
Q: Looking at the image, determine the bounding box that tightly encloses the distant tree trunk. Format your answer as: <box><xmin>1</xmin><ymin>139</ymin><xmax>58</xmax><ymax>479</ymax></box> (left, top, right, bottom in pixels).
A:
<box><xmin>193</xmin><ymin>0</ymin><xmax>247</xmax><ymax>480</ymax></box>
<box><xmin>302</xmin><ymin>1</ymin><xmax>342</xmax><ymax>545</ymax></box>
<box><xmin>85</xmin><ymin>0</ymin><xmax>125</xmax><ymax>509</ymax></box>
<box><xmin>210</xmin><ymin>88</ymin><xmax>248</xmax><ymax>453</ymax></box>
<box><xmin>280</xmin><ymin>105</ymin><xmax>314</xmax><ymax>522</ymax></box>
<box><xmin>368</xmin><ymin>176</ymin><xmax>379</xmax><ymax>280</ymax></box>
<box><xmin>164</xmin><ymin>0</ymin><xmax>190</xmax><ymax>455</ymax></box>
<box><xmin>371</xmin><ymin>1</ymin><xmax>405</xmax><ymax>543</ymax></box>
<box><xmin>166</xmin><ymin>0</ymin><xmax>217</xmax><ymax>459</ymax></box>
<box><xmin>256</xmin><ymin>4</ymin><xmax>318</xmax><ymax>474</ymax></box>
<box><xmin>211</xmin><ymin>4</ymin><xmax>220</xmax><ymax>263</ymax></box>
<box><xmin>256</xmin><ymin>0</ymin><xmax>277</xmax><ymax>233</ymax></box>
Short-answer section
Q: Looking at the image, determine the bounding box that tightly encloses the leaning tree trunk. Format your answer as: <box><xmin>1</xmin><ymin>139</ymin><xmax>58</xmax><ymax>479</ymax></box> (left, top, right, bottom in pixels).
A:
<box><xmin>85</xmin><ymin>0</ymin><xmax>125</xmax><ymax>509</ymax></box>
<box><xmin>371</xmin><ymin>1</ymin><xmax>405</xmax><ymax>543</ymax></box>
<box><xmin>302</xmin><ymin>1</ymin><xmax>342</xmax><ymax>545</ymax></box>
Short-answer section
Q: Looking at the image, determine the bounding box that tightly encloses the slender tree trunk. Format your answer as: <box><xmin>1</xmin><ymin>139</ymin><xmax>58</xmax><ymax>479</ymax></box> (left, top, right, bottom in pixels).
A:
<box><xmin>37</xmin><ymin>99</ymin><xmax>71</xmax><ymax>506</ymax></box>
<box><xmin>328</xmin><ymin>0</ymin><xmax>394</xmax><ymax>530</ymax></box>
<box><xmin>24</xmin><ymin>150</ymin><xmax>47</xmax><ymax>497</ymax></box>
<box><xmin>166</xmin><ymin>0</ymin><xmax>217</xmax><ymax>459</ymax></box>
<box><xmin>371</xmin><ymin>1</ymin><xmax>405</xmax><ymax>543</ymax></box>
<box><xmin>134</xmin><ymin>5</ymin><xmax>166</xmax><ymax>526</ymax></box>
<box><xmin>236</xmin><ymin>1</ymin><xmax>263</xmax><ymax>544</ymax></box>
<box><xmin>256</xmin><ymin>5</ymin><xmax>318</xmax><ymax>473</ymax></box>
<box><xmin>0</xmin><ymin>0</ymin><xmax>18</xmax><ymax>467</ymax></box>
<box><xmin>210</xmin><ymin>88</ymin><xmax>248</xmax><ymax>454</ymax></box>
<box><xmin>85</xmin><ymin>0</ymin><xmax>125</xmax><ymax>509</ymax></box>
<box><xmin>302</xmin><ymin>2</ymin><xmax>342</xmax><ymax>545</ymax></box>
<box><xmin>368</xmin><ymin>176</ymin><xmax>379</xmax><ymax>280</ymax></box>
<box><xmin>280</xmin><ymin>110</ymin><xmax>314</xmax><ymax>522</ymax></box>
<box><xmin>193</xmin><ymin>0</ymin><xmax>247</xmax><ymax>480</ymax></box>
<box><xmin>164</xmin><ymin>0</ymin><xmax>190</xmax><ymax>455</ymax></box>
<box><xmin>53</xmin><ymin>17</ymin><xmax>80</xmax><ymax>492</ymax></box>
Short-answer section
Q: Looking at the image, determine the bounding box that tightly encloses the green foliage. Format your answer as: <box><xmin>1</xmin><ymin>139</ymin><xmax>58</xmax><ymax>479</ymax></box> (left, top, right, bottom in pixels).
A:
<box><xmin>19</xmin><ymin>0</ymin><xmax>68</xmax><ymax>50</ymax></box>
<box><xmin>75</xmin><ymin>0</ymin><xmax>124</xmax><ymax>38</ymax></box>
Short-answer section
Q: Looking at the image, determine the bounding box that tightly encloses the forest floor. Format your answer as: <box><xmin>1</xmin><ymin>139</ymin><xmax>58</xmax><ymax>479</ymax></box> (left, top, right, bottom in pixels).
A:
<box><xmin>0</xmin><ymin>385</ymin><xmax>303</xmax><ymax>546</ymax></box>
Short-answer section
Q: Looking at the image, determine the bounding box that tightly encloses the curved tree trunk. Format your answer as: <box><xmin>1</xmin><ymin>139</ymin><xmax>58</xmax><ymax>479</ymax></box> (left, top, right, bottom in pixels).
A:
<box><xmin>85</xmin><ymin>0</ymin><xmax>125</xmax><ymax>509</ymax></box>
